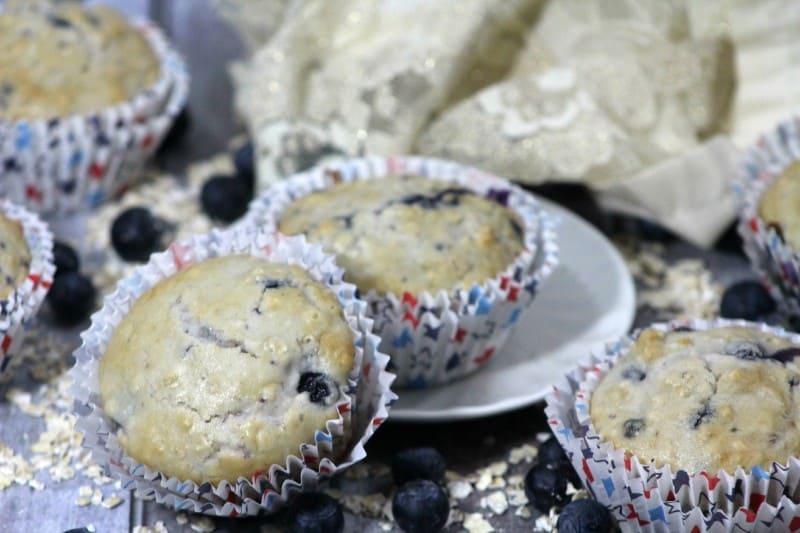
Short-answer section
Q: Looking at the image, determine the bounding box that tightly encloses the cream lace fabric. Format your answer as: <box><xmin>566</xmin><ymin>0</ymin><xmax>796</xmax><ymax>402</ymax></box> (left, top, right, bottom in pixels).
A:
<box><xmin>228</xmin><ymin>0</ymin><xmax>800</xmax><ymax>247</ymax></box>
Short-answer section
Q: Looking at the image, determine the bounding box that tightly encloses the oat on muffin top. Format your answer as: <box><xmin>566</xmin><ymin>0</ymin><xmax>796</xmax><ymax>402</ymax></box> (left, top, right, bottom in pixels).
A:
<box><xmin>759</xmin><ymin>161</ymin><xmax>800</xmax><ymax>250</ymax></box>
<box><xmin>99</xmin><ymin>255</ymin><xmax>354</xmax><ymax>483</ymax></box>
<box><xmin>0</xmin><ymin>212</ymin><xmax>31</xmax><ymax>300</ymax></box>
<box><xmin>278</xmin><ymin>176</ymin><xmax>525</xmax><ymax>295</ymax></box>
<box><xmin>0</xmin><ymin>0</ymin><xmax>159</xmax><ymax>120</ymax></box>
<box><xmin>591</xmin><ymin>327</ymin><xmax>800</xmax><ymax>474</ymax></box>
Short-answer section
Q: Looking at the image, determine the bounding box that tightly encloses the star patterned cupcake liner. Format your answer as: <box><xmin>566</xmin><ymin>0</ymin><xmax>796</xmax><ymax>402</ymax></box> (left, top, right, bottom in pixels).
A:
<box><xmin>243</xmin><ymin>155</ymin><xmax>559</xmax><ymax>389</ymax></box>
<box><xmin>0</xmin><ymin>17</ymin><xmax>189</xmax><ymax>213</ymax></box>
<box><xmin>0</xmin><ymin>199</ymin><xmax>55</xmax><ymax>373</ymax></box>
<box><xmin>545</xmin><ymin>318</ymin><xmax>800</xmax><ymax>533</ymax></box>
<box><xmin>69</xmin><ymin>229</ymin><xmax>396</xmax><ymax>516</ymax></box>
<box><xmin>734</xmin><ymin>113</ymin><xmax>800</xmax><ymax>316</ymax></box>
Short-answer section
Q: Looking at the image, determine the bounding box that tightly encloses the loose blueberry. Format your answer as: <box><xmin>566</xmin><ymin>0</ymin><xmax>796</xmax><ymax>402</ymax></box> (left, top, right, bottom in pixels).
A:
<box><xmin>110</xmin><ymin>207</ymin><xmax>165</xmax><ymax>263</ymax></box>
<box><xmin>233</xmin><ymin>142</ymin><xmax>255</xmax><ymax>191</ymax></box>
<box><xmin>537</xmin><ymin>439</ymin><xmax>582</xmax><ymax>487</ymax></box>
<box><xmin>392</xmin><ymin>447</ymin><xmax>447</xmax><ymax>486</ymax></box>
<box><xmin>200</xmin><ymin>175</ymin><xmax>251</xmax><ymax>223</ymax></box>
<box><xmin>724</xmin><ymin>341</ymin><xmax>765</xmax><ymax>360</ymax></box>
<box><xmin>52</xmin><ymin>241</ymin><xmax>79</xmax><ymax>277</ymax></box>
<box><xmin>392</xmin><ymin>479</ymin><xmax>449</xmax><ymax>533</ymax></box>
<box><xmin>47</xmin><ymin>272</ymin><xmax>96</xmax><ymax>326</ymax></box>
<box><xmin>556</xmin><ymin>499</ymin><xmax>615</xmax><ymax>533</ymax></box>
<box><xmin>772</xmin><ymin>347</ymin><xmax>800</xmax><ymax>363</ymax></box>
<box><xmin>622</xmin><ymin>418</ymin><xmax>645</xmax><ymax>439</ymax></box>
<box><xmin>621</xmin><ymin>366</ymin><xmax>646</xmax><ymax>381</ymax></box>
<box><xmin>285</xmin><ymin>492</ymin><xmax>344</xmax><ymax>533</ymax></box>
<box><xmin>525</xmin><ymin>462</ymin><xmax>570</xmax><ymax>513</ymax></box>
<box><xmin>298</xmin><ymin>372</ymin><xmax>335</xmax><ymax>404</ymax></box>
<box><xmin>720</xmin><ymin>281</ymin><xmax>776</xmax><ymax>321</ymax></box>
<box><xmin>538</xmin><ymin>436</ymin><xmax>570</xmax><ymax>467</ymax></box>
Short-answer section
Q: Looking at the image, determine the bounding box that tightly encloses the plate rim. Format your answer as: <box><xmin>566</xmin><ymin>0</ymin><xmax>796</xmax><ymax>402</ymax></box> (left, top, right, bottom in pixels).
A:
<box><xmin>389</xmin><ymin>198</ymin><xmax>636</xmax><ymax>422</ymax></box>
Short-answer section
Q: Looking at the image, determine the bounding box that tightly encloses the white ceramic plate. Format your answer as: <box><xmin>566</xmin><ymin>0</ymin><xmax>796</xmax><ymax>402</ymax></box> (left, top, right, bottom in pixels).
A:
<box><xmin>390</xmin><ymin>198</ymin><xmax>636</xmax><ymax>422</ymax></box>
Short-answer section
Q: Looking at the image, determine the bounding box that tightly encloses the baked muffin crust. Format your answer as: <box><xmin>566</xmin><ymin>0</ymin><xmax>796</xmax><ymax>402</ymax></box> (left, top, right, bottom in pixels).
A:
<box><xmin>591</xmin><ymin>327</ymin><xmax>800</xmax><ymax>474</ymax></box>
<box><xmin>278</xmin><ymin>176</ymin><xmax>524</xmax><ymax>295</ymax></box>
<box><xmin>0</xmin><ymin>212</ymin><xmax>31</xmax><ymax>300</ymax></box>
<box><xmin>99</xmin><ymin>255</ymin><xmax>354</xmax><ymax>483</ymax></box>
<box><xmin>0</xmin><ymin>1</ymin><xmax>159</xmax><ymax>119</ymax></box>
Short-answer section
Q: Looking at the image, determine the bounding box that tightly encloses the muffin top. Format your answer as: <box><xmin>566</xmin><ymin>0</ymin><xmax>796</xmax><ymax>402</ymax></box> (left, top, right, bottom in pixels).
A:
<box><xmin>591</xmin><ymin>327</ymin><xmax>800</xmax><ymax>474</ymax></box>
<box><xmin>0</xmin><ymin>1</ymin><xmax>160</xmax><ymax>120</ymax></box>
<box><xmin>0</xmin><ymin>212</ymin><xmax>31</xmax><ymax>300</ymax></box>
<box><xmin>99</xmin><ymin>255</ymin><xmax>355</xmax><ymax>483</ymax></box>
<box><xmin>278</xmin><ymin>176</ymin><xmax>525</xmax><ymax>295</ymax></box>
<box><xmin>758</xmin><ymin>161</ymin><xmax>800</xmax><ymax>249</ymax></box>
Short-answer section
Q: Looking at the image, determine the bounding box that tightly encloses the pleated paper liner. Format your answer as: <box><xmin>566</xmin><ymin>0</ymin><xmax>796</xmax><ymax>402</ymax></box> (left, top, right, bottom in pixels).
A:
<box><xmin>735</xmin><ymin>113</ymin><xmax>800</xmax><ymax>317</ymax></box>
<box><xmin>0</xmin><ymin>199</ymin><xmax>55</xmax><ymax>372</ymax></box>
<box><xmin>0</xmin><ymin>16</ymin><xmax>190</xmax><ymax>213</ymax></box>
<box><xmin>545</xmin><ymin>318</ymin><xmax>800</xmax><ymax>532</ymax></box>
<box><xmin>243</xmin><ymin>155</ymin><xmax>559</xmax><ymax>388</ymax></box>
<box><xmin>70</xmin><ymin>229</ymin><xmax>396</xmax><ymax>516</ymax></box>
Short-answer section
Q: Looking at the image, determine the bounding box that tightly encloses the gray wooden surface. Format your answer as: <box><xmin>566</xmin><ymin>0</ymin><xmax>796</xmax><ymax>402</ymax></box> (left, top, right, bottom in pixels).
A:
<box><xmin>0</xmin><ymin>2</ymin><xmax>762</xmax><ymax>532</ymax></box>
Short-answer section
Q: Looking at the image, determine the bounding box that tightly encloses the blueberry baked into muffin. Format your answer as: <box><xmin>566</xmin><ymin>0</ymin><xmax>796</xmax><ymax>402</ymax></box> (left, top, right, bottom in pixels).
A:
<box><xmin>278</xmin><ymin>175</ymin><xmax>525</xmax><ymax>295</ymax></box>
<box><xmin>0</xmin><ymin>0</ymin><xmax>159</xmax><ymax>119</ymax></box>
<box><xmin>591</xmin><ymin>326</ymin><xmax>800</xmax><ymax>474</ymax></box>
<box><xmin>98</xmin><ymin>255</ymin><xmax>355</xmax><ymax>483</ymax></box>
<box><xmin>0</xmin><ymin>211</ymin><xmax>31</xmax><ymax>300</ymax></box>
<box><xmin>758</xmin><ymin>160</ymin><xmax>800</xmax><ymax>250</ymax></box>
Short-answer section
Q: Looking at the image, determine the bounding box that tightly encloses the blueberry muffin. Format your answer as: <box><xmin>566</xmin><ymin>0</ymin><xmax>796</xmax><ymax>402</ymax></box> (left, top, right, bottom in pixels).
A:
<box><xmin>98</xmin><ymin>255</ymin><xmax>355</xmax><ymax>483</ymax></box>
<box><xmin>0</xmin><ymin>0</ymin><xmax>160</xmax><ymax>120</ymax></box>
<box><xmin>758</xmin><ymin>161</ymin><xmax>800</xmax><ymax>250</ymax></box>
<box><xmin>591</xmin><ymin>327</ymin><xmax>800</xmax><ymax>474</ymax></box>
<box><xmin>278</xmin><ymin>176</ymin><xmax>525</xmax><ymax>295</ymax></box>
<box><xmin>0</xmin><ymin>212</ymin><xmax>31</xmax><ymax>300</ymax></box>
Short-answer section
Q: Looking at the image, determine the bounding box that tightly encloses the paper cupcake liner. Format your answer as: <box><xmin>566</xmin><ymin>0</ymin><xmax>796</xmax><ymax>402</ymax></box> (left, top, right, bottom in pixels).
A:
<box><xmin>545</xmin><ymin>318</ymin><xmax>800</xmax><ymax>532</ymax></box>
<box><xmin>69</xmin><ymin>229</ymin><xmax>396</xmax><ymax>516</ymax></box>
<box><xmin>242</xmin><ymin>155</ymin><xmax>559</xmax><ymax>388</ymax></box>
<box><xmin>0</xmin><ymin>17</ymin><xmax>190</xmax><ymax>214</ymax></box>
<box><xmin>0</xmin><ymin>200</ymin><xmax>55</xmax><ymax>372</ymax></box>
<box><xmin>734</xmin><ymin>113</ymin><xmax>800</xmax><ymax>316</ymax></box>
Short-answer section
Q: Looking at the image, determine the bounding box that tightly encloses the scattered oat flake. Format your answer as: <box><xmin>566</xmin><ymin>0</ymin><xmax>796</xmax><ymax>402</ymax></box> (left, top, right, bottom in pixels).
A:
<box><xmin>463</xmin><ymin>513</ymin><xmax>495</xmax><ymax>533</ymax></box>
<box><xmin>190</xmin><ymin>516</ymin><xmax>216</xmax><ymax>532</ymax></box>
<box><xmin>133</xmin><ymin>522</ymin><xmax>169</xmax><ymax>533</ymax></box>
<box><xmin>534</xmin><ymin>508</ymin><xmax>559</xmax><ymax>532</ymax></box>
<box><xmin>509</xmin><ymin>443</ymin><xmax>538</xmax><ymax>464</ymax></box>
<box><xmin>507</xmin><ymin>474</ymin><xmax>524</xmax><ymax>488</ymax></box>
<box><xmin>486</xmin><ymin>462</ymin><xmax>507</xmax><ymax>477</ymax></box>
<box><xmin>506</xmin><ymin>487</ymin><xmax>528</xmax><ymax>507</ymax></box>
<box><xmin>447</xmin><ymin>479</ymin><xmax>472</xmax><ymax>499</ymax></box>
<box><xmin>515</xmin><ymin>505</ymin><xmax>531</xmax><ymax>519</ymax></box>
<box><xmin>487</xmin><ymin>476</ymin><xmax>506</xmax><ymax>489</ymax></box>
<box><xmin>445</xmin><ymin>470</ymin><xmax>463</xmax><ymax>482</ymax></box>
<box><xmin>339</xmin><ymin>493</ymin><xmax>387</xmax><ymax>518</ymax></box>
<box><xmin>475</xmin><ymin>470</ymin><xmax>492</xmax><ymax>491</ymax></box>
<box><xmin>102</xmin><ymin>495</ymin><xmax>124</xmax><ymax>509</ymax></box>
<box><xmin>481</xmin><ymin>491</ymin><xmax>508</xmax><ymax>515</ymax></box>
